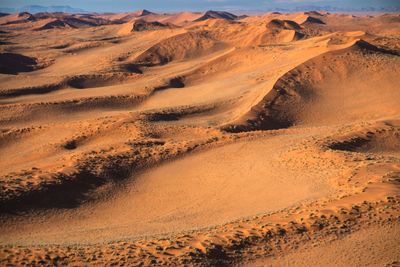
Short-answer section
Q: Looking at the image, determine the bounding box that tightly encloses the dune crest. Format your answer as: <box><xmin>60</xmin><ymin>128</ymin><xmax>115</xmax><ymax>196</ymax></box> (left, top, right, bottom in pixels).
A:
<box><xmin>134</xmin><ymin>31</ymin><xmax>225</xmax><ymax>66</ymax></box>
<box><xmin>225</xmin><ymin>39</ymin><xmax>400</xmax><ymax>132</ymax></box>
<box><xmin>194</xmin><ymin>10</ymin><xmax>238</xmax><ymax>21</ymax></box>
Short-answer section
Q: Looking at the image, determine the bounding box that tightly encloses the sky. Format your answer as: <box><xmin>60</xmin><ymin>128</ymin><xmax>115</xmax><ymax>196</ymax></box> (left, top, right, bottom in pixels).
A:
<box><xmin>0</xmin><ymin>0</ymin><xmax>399</xmax><ymax>13</ymax></box>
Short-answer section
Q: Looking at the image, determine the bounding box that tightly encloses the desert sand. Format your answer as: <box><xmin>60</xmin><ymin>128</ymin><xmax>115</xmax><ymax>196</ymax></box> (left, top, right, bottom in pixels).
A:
<box><xmin>0</xmin><ymin>9</ymin><xmax>399</xmax><ymax>266</ymax></box>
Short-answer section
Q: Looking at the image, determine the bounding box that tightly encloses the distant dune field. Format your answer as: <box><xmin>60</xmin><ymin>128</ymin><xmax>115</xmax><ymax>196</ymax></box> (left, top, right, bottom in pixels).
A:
<box><xmin>0</xmin><ymin>9</ymin><xmax>399</xmax><ymax>266</ymax></box>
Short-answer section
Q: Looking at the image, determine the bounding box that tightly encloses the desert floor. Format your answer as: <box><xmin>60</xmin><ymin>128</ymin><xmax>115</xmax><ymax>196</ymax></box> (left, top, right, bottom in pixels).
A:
<box><xmin>0</xmin><ymin>10</ymin><xmax>400</xmax><ymax>266</ymax></box>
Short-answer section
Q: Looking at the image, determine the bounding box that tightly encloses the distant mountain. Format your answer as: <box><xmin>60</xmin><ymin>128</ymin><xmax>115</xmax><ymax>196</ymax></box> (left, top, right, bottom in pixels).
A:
<box><xmin>0</xmin><ymin>5</ymin><xmax>398</xmax><ymax>15</ymax></box>
<box><xmin>273</xmin><ymin>5</ymin><xmax>400</xmax><ymax>12</ymax></box>
<box><xmin>0</xmin><ymin>5</ymin><xmax>87</xmax><ymax>14</ymax></box>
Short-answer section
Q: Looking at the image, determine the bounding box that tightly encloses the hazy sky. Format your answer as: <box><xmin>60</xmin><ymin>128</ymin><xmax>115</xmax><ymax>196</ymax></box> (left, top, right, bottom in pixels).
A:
<box><xmin>0</xmin><ymin>0</ymin><xmax>399</xmax><ymax>12</ymax></box>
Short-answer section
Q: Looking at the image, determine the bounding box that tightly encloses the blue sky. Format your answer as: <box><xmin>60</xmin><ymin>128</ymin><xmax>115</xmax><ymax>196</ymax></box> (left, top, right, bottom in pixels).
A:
<box><xmin>0</xmin><ymin>0</ymin><xmax>398</xmax><ymax>13</ymax></box>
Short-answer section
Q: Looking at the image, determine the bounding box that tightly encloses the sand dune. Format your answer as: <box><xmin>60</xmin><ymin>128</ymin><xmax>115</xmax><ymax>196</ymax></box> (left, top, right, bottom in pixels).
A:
<box><xmin>0</xmin><ymin>12</ymin><xmax>113</xmax><ymax>31</ymax></box>
<box><xmin>260</xmin><ymin>19</ymin><xmax>305</xmax><ymax>44</ymax></box>
<box><xmin>0</xmin><ymin>133</ymin><xmax>338</xmax><ymax>244</ymax></box>
<box><xmin>0</xmin><ymin>12</ymin><xmax>35</xmax><ymax>25</ymax></box>
<box><xmin>298</xmin><ymin>15</ymin><xmax>325</xmax><ymax>25</ymax></box>
<box><xmin>267</xmin><ymin>19</ymin><xmax>302</xmax><ymax>30</ymax></box>
<box><xmin>245</xmin><ymin>224</ymin><xmax>400</xmax><ymax>267</ymax></box>
<box><xmin>99</xmin><ymin>9</ymin><xmax>155</xmax><ymax>22</ymax></box>
<box><xmin>0</xmin><ymin>10</ymin><xmax>399</xmax><ymax>266</ymax></box>
<box><xmin>159</xmin><ymin>12</ymin><xmax>204</xmax><ymax>26</ymax></box>
<box><xmin>35</xmin><ymin>18</ymin><xmax>72</xmax><ymax>30</ymax></box>
<box><xmin>225</xmin><ymin>39</ymin><xmax>400</xmax><ymax>131</ymax></box>
<box><xmin>131</xmin><ymin>19</ymin><xmax>171</xmax><ymax>32</ymax></box>
<box><xmin>194</xmin><ymin>10</ymin><xmax>238</xmax><ymax>21</ymax></box>
<box><xmin>134</xmin><ymin>31</ymin><xmax>226</xmax><ymax>66</ymax></box>
<box><xmin>0</xmin><ymin>53</ymin><xmax>38</xmax><ymax>74</ymax></box>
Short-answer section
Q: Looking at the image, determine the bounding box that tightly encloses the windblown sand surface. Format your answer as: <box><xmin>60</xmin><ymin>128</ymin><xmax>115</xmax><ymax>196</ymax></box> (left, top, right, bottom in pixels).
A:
<box><xmin>243</xmin><ymin>224</ymin><xmax>400</xmax><ymax>267</ymax></box>
<box><xmin>0</xmin><ymin>10</ymin><xmax>399</xmax><ymax>266</ymax></box>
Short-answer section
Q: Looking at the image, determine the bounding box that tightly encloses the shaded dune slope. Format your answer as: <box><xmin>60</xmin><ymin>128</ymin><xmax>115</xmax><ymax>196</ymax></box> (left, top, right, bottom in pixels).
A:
<box><xmin>134</xmin><ymin>31</ymin><xmax>226</xmax><ymax>66</ymax></box>
<box><xmin>327</xmin><ymin>120</ymin><xmax>400</xmax><ymax>155</ymax></box>
<box><xmin>35</xmin><ymin>19</ymin><xmax>72</xmax><ymax>30</ymax></box>
<box><xmin>260</xmin><ymin>19</ymin><xmax>305</xmax><ymax>44</ymax></box>
<box><xmin>35</xmin><ymin>16</ymin><xmax>111</xmax><ymax>30</ymax></box>
<box><xmin>131</xmin><ymin>19</ymin><xmax>171</xmax><ymax>32</ymax></box>
<box><xmin>224</xmin><ymin>40</ymin><xmax>400</xmax><ymax>132</ymax></box>
<box><xmin>267</xmin><ymin>19</ymin><xmax>302</xmax><ymax>31</ymax></box>
<box><xmin>194</xmin><ymin>10</ymin><xmax>238</xmax><ymax>22</ymax></box>
<box><xmin>0</xmin><ymin>12</ymin><xmax>35</xmax><ymax>25</ymax></box>
<box><xmin>0</xmin><ymin>53</ymin><xmax>38</xmax><ymax>74</ymax></box>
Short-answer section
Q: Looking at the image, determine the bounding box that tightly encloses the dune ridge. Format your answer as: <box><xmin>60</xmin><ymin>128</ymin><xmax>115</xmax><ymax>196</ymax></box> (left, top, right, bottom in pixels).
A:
<box><xmin>224</xmin><ymin>39</ymin><xmax>400</xmax><ymax>132</ymax></box>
